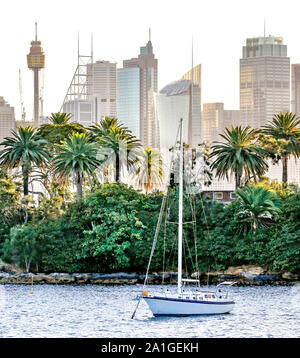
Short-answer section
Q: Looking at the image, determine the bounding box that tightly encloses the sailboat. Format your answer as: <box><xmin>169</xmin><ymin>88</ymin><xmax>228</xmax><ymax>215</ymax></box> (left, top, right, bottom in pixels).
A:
<box><xmin>133</xmin><ymin>118</ymin><xmax>235</xmax><ymax>317</ymax></box>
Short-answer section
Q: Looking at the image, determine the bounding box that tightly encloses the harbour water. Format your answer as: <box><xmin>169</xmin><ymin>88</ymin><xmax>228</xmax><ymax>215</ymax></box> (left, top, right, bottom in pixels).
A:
<box><xmin>0</xmin><ymin>284</ymin><xmax>299</xmax><ymax>338</ymax></box>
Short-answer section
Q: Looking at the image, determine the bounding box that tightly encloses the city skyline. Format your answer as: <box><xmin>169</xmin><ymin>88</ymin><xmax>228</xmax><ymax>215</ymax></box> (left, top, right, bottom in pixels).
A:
<box><xmin>1</xmin><ymin>0</ymin><xmax>300</xmax><ymax>120</ymax></box>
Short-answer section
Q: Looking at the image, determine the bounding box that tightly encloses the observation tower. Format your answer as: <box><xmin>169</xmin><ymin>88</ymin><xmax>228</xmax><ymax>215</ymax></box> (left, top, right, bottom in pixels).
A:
<box><xmin>27</xmin><ymin>22</ymin><xmax>45</xmax><ymax>125</ymax></box>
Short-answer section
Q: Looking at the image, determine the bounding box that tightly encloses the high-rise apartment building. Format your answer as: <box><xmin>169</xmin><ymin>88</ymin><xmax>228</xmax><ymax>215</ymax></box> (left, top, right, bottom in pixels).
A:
<box><xmin>0</xmin><ymin>97</ymin><xmax>16</xmax><ymax>145</ymax></box>
<box><xmin>120</xmin><ymin>35</ymin><xmax>159</xmax><ymax>148</ymax></box>
<box><xmin>240</xmin><ymin>35</ymin><xmax>290</xmax><ymax>129</ymax></box>
<box><xmin>202</xmin><ymin>103</ymin><xmax>240</xmax><ymax>144</ymax></box>
<box><xmin>291</xmin><ymin>64</ymin><xmax>300</xmax><ymax>116</ymax></box>
<box><xmin>87</xmin><ymin>60</ymin><xmax>117</xmax><ymax>119</ymax></box>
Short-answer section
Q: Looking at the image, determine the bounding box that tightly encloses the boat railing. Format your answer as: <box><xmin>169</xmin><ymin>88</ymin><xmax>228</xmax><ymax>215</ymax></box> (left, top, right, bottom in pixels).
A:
<box><xmin>216</xmin><ymin>281</ymin><xmax>238</xmax><ymax>287</ymax></box>
<box><xmin>215</xmin><ymin>281</ymin><xmax>237</xmax><ymax>300</ymax></box>
<box><xmin>182</xmin><ymin>279</ymin><xmax>200</xmax><ymax>284</ymax></box>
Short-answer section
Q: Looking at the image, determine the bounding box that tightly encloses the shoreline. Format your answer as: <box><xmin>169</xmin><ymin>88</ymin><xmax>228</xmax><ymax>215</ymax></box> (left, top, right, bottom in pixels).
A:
<box><xmin>0</xmin><ymin>265</ymin><xmax>299</xmax><ymax>286</ymax></box>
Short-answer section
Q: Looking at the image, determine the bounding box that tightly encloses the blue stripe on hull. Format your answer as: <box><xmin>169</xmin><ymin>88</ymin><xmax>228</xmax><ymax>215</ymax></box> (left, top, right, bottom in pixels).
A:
<box><xmin>153</xmin><ymin>312</ymin><xmax>231</xmax><ymax>317</ymax></box>
<box><xmin>145</xmin><ymin>296</ymin><xmax>234</xmax><ymax>305</ymax></box>
<box><xmin>154</xmin><ymin>314</ymin><xmax>197</xmax><ymax>317</ymax></box>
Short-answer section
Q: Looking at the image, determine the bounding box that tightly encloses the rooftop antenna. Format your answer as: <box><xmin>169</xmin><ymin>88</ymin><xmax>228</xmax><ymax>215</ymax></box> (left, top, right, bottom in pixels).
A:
<box><xmin>35</xmin><ymin>21</ymin><xmax>38</xmax><ymax>41</ymax></box>
<box><xmin>91</xmin><ymin>32</ymin><xmax>94</xmax><ymax>63</ymax></box>
<box><xmin>264</xmin><ymin>17</ymin><xmax>266</xmax><ymax>38</ymax></box>
<box><xmin>149</xmin><ymin>27</ymin><xmax>151</xmax><ymax>42</ymax></box>
<box><xmin>189</xmin><ymin>36</ymin><xmax>194</xmax><ymax>146</ymax></box>
<box><xmin>19</xmin><ymin>69</ymin><xmax>26</xmax><ymax>120</ymax></box>
<box><xmin>77</xmin><ymin>32</ymin><xmax>80</xmax><ymax>61</ymax></box>
<box><xmin>192</xmin><ymin>37</ymin><xmax>194</xmax><ymax>84</ymax></box>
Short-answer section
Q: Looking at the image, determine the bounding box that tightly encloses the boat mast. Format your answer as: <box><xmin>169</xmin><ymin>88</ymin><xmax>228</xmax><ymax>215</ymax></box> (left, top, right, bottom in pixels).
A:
<box><xmin>178</xmin><ymin>118</ymin><xmax>183</xmax><ymax>294</ymax></box>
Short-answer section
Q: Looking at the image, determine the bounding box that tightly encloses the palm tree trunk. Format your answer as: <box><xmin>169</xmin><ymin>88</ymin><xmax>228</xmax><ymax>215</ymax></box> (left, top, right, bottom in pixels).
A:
<box><xmin>235</xmin><ymin>171</ymin><xmax>241</xmax><ymax>190</ymax></box>
<box><xmin>116</xmin><ymin>153</ymin><xmax>120</xmax><ymax>183</ymax></box>
<box><xmin>22</xmin><ymin>166</ymin><xmax>29</xmax><ymax>196</ymax></box>
<box><xmin>145</xmin><ymin>182</ymin><xmax>150</xmax><ymax>194</ymax></box>
<box><xmin>76</xmin><ymin>171</ymin><xmax>83</xmax><ymax>197</ymax></box>
<box><xmin>282</xmin><ymin>156</ymin><xmax>288</xmax><ymax>184</ymax></box>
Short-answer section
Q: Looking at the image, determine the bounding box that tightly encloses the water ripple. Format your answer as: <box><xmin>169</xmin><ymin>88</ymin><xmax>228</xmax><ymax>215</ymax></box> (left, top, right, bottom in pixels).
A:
<box><xmin>0</xmin><ymin>284</ymin><xmax>299</xmax><ymax>337</ymax></box>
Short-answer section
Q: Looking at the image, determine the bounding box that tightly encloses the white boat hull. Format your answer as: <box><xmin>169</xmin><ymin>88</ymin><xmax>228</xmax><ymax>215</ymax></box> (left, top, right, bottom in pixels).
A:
<box><xmin>143</xmin><ymin>296</ymin><xmax>234</xmax><ymax>316</ymax></box>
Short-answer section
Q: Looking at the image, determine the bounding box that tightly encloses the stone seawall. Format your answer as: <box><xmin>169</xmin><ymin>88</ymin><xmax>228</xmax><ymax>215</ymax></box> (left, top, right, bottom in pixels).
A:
<box><xmin>0</xmin><ymin>265</ymin><xmax>299</xmax><ymax>285</ymax></box>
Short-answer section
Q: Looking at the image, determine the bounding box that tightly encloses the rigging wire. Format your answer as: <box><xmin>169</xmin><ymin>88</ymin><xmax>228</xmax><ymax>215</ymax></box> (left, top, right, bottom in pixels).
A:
<box><xmin>141</xmin><ymin>123</ymin><xmax>216</xmax><ymax>291</ymax></box>
<box><xmin>188</xmin><ymin>193</ymin><xmax>200</xmax><ymax>284</ymax></box>
<box><xmin>198</xmin><ymin>191</ymin><xmax>217</xmax><ymax>273</ymax></box>
<box><xmin>142</xmin><ymin>124</ymin><xmax>180</xmax><ymax>289</ymax></box>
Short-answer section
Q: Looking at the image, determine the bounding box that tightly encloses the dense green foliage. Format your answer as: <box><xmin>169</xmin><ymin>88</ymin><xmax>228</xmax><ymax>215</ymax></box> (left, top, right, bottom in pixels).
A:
<box><xmin>235</xmin><ymin>186</ymin><xmax>282</xmax><ymax>233</ymax></box>
<box><xmin>1</xmin><ymin>183</ymin><xmax>298</xmax><ymax>274</ymax></box>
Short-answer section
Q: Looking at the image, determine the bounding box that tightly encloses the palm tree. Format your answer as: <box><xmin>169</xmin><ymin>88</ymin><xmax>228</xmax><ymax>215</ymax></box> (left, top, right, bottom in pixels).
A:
<box><xmin>210</xmin><ymin>126</ymin><xmax>268</xmax><ymax>189</ymax></box>
<box><xmin>235</xmin><ymin>186</ymin><xmax>281</xmax><ymax>233</ymax></box>
<box><xmin>48</xmin><ymin>112</ymin><xmax>72</xmax><ymax>125</ymax></box>
<box><xmin>89</xmin><ymin>117</ymin><xmax>128</xmax><ymax>138</ymax></box>
<box><xmin>0</xmin><ymin>126</ymin><xmax>50</xmax><ymax>196</ymax></box>
<box><xmin>131</xmin><ymin>147</ymin><xmax>164</xmax><ymax>193</ymax></box>
<box><xmin>262</xmin><ymin>112</ymin><xmax>300</xmax><ymax>184</ymax></box>
<box><xmin>90</xmin><ymin>117</ymin><xmax>141</xmax><ymax>183</ymax></box>
<box><xmin>37</xmin><ymin>112</ymin><xmax>87</xmax><ymax>147</ymax></box>
<box><xmin>53</xmin><ymin>133</ymin><xmax>101</xmax><ymax>197</ymax></box>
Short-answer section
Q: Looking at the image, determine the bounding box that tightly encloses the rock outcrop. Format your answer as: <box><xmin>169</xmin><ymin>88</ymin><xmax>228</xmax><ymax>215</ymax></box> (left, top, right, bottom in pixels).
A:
<box><xmin>0</xmin><ymin>265</ymin><xmax>298</xmax><ymax>285</ymax></box>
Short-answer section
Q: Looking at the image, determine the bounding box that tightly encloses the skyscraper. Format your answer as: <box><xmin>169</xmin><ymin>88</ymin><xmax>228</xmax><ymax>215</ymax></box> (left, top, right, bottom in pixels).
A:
<box><xmin>87</xmin><ymin>60</ymin><xmax>117</xmax><ymax>119</ymax></box>
<box><xmin>240</xmin><ymin>35</ymin><xmax>300</xmax><ymax>186</ymax></box>
<box><xmin>120</xmin><ymin>32</ymin><xmax>159</xmax><ymax>148</ymax></box>
<box><xmin>117</xmin><ymin>67</ymin><xmax>140</xmax><ymax>138</ymax></box>
<box><xmin>202</xmin><ymin>103</ymin><xmax>240</xmax><ymax>144</ymax></box>
<box><xmin>291</xmin><ymin>64</ymin><xmax>300</xmax><ymax>116</ymax></box>
<box><xmin>156</xmin><ymin>80</ymin><xmax>191</xmax><ymax>150</ymax></box>
<box><xmin>157</xmin><ymin>77</ymin><xmax>201</xmax><ymax>150</ymax></box>
<box><xmin>0</xmin><ymin>97</ymin><xmax>16</xmax><ymax>145</ymax></box>
<box><xmin>240</xmin><ymin>35</ymin><xmax>290</xmax><ymax>129</ymax></box>
<box><xmin>181</xmin><ymin>64</ymin><xmax>202</xmax><ymax>147</ymax></box>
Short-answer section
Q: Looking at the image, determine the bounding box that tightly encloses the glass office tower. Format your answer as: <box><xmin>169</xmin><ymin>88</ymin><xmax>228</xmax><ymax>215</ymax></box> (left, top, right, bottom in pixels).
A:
<box><xmin>117</xmin><ymin>67</ymin><xmax>140</xmax><ymax>138</ymax></box>
<box><xmin>122</xmin><ymin>37</ymin><xmax>159</xmax><ymax>148</ymax></box>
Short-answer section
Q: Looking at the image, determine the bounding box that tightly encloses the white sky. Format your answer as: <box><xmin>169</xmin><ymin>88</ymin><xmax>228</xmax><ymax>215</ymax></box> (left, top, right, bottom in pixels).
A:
<box><xmin>1</xmin><ymin>0</ymin><xmax>300</xmax><ymax>120</ymax></box>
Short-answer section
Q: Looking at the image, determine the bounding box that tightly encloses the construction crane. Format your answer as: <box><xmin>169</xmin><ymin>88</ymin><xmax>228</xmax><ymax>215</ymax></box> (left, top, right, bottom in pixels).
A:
<box><xmin>19</xmin><ymin>69</ymin><xmax>26</xmax><ymax>120</ymax></box>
